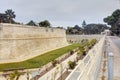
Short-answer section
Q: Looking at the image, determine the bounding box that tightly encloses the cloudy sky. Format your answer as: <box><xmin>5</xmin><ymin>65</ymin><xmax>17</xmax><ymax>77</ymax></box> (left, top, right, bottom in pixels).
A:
<box><xmin>0</xmin><ymin>0</ymin><xmax>120</xmax><ymax>27</ymax></box>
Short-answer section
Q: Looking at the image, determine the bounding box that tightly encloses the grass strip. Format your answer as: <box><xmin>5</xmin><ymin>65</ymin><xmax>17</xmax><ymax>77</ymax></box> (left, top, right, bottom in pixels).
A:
<box><xmin>0</xmin><ymin>43</ymin><xmax>81</xmax><ymax>71</ymax></box>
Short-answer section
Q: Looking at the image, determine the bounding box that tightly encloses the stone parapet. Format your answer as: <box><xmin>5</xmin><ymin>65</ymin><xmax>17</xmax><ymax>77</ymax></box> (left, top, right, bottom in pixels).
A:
<box><xmin>66</xmin><ymin>36</ymin><xmax>105</xmax><ymax>80</ymax></box>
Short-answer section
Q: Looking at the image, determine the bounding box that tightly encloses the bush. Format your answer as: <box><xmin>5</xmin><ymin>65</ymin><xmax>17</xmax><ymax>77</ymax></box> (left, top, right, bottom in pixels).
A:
<box><xmin>70</xmin><ymin>50</ymin><xmax>74</xmax><ymax>55</ymax></box>
<box><xmin>52</xmin><ymin>60</ymin><xmax>58</xmax><ymax>67</ymax></box>
<box><xmin>82</xmin><ymin>50</ymin><xmax>86</xmax><ymax>56</ymax></box>
<box><xmin>90</xmin><ymin>39</ymin><xmax>97</xmax><ymax>46</ymax></box>
<box><xmin>78</xmin><ymin>45</ymin><xmax>86</xmax><ymax>56</ymax></box>
<box><xmin>77</xmin><ymin>50</ymin><xmax>82</xmax><ymax>55</ymax></box>
<box><xmin>81</xmin><ymin>39</ymin><xmax>89</xmax><ymax>47</ymax></box>
<box><xmin>77</xmin><ymin>48</ymin><xmax>84</xmax><ymax>55</ymax></box>
<box><xmin>68</xmin><ymin>61</ymin><xmax>76</xmax><ymax>69</ymax></box>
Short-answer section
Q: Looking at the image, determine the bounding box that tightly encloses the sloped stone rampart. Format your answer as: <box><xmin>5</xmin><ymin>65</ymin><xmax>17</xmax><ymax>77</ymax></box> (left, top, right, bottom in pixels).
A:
<box><xmin>0</xmin><ymin>23</ymin><xmax>68</xmax><ymax>62</ymax></box>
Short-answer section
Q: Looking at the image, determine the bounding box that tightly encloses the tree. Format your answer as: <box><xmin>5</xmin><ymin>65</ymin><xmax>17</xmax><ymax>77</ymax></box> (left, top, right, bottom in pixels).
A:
<box><xmin>104</xmin><ymin>9</ymin><xmax>120</xmax><ymax>24</ymax></box>
<box><xmin>103</xmin><ymin>9</ymin><xmax>120</xmax><ymax>35</ymax></box>
<box><xmin>39</xmin><ymin>20</ymin><xmax>51</xmax><ymax>27</ymax></box>
<box><xmin>84</xmin><ymin>24</ymin><xmax>109</xmax><ymax>34</ymax></box>
<box><xmin>66</xmin><ymin>23</ymin><xmax>108</xmax><ymax>35</ymax></box>
<box><xmin>73</xmin><ymin>25</ymin><xmax>80</xmax><ymax>30</ymax></box>
<box><xmin>5</xmin><ymin>9</ymin><xmax>16</xmax><ymax>23</ymax></box>
<box><xmin>66</xmin><ymin>25</ymin><xmax>83</xmax><ymax>34</ymax></box>
<box><xmin>82</xmin><ymin>20</ymin><xmax>87</xmax><ymax>28</ymax></box>
<box><xmin>27</xmin><ymin>20</ymin><xmax>37</xmax><ymax>26</ymax></box>
<box><xmin>66</xmin><ymin>27</ymin><xmax>73</xmax><ymax>34</ymax></box>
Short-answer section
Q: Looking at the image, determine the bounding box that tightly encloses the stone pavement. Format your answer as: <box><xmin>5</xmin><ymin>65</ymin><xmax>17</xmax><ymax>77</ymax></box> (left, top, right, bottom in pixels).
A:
<box><xmin>107</xmin><ymin>36</ymin><xmax>120</xmax><ymax>80</ymax></box>
<box><xmin>97</xmin><ymin>43</ymin><xmax>108</xmax><ymax>80</ymax></box>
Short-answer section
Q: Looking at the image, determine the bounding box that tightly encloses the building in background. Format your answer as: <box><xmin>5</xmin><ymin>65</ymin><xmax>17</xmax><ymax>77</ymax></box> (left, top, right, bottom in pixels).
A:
<box><xmin>101</xmin><ymin>29</ymin><xmax>111</xmax><ymax>36</ymax></box>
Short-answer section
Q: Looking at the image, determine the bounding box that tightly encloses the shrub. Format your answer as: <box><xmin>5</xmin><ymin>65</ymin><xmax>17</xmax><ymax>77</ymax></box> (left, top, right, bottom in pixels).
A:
<box><xmin>68</xmin><ymin>61</ymin><xmax>76</xmax><ymax>69</ymax></box>
<box><xmin>84</xmin><ymin>46</ymin><xmax>89</xmax><ymax>52</ymax></box>
<box><xmin>77</xmin><ymin>49</ymin><xmax>84</xmax><ymax>55</ymax></box>
<box><xmin>81</xmin><ymin>39</ymin><xmax>89</xmax><ymax>47</ymax></box>
<box><xmin>77</xmin><ymin>50</ymin><xmax>83</xmax><ymax>60</ymax></box>
<box><xmin>90</xmin><ymin>39</ymin><xmax>97</xmax><ymax>46</ymax></box>
<box><xmin>78</xmin><ymin>46</ymin><xmax>87</xmax><ymax>56</ymax></box>
<box><xmin>70</xmin><ymin>50</ymin><xmax>74</xmax><ymax>55</ymax></box>
<box><xmin>82</xmin><ymin>50</ymin><xmax>86</xmax><ymax>56</ymax></box>
<box><xmin>77</xmin><ymin>50</ymin><xmax>82</xmax><ymax>55</ymax></box>
<box><xmin>52</xmin><ymin>60</ymin><xmax>58</xmax><ymax>67</ymax></box>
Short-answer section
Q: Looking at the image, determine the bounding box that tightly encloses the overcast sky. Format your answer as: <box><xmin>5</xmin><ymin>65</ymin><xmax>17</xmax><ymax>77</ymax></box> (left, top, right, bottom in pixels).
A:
<box><xmin>0</xmin><ymin>0</ymin><xmax>120</xmax><ymax>27</ymax></box>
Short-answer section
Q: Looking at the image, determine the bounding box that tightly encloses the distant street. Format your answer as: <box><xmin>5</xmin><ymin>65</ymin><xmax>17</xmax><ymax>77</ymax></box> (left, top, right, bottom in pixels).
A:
<box><xmin>109</xmin><ymin>36</ymin><xmax>120</xmax><ymax>50</ymax></box>
<box><xmin>108</xmin><ymin>36</ymin><xmax>120</xmax><ymax>80</ymax></box>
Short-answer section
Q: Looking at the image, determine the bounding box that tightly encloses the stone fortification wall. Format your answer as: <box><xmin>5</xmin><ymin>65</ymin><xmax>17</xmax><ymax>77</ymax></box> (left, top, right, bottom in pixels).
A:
<box><xmin>67</xmin><ymin>35</ymin><xmax>103</xmax><ymax>43</ymax></box>
<box><xmin>0</xmin><ymin>23</ymin><xmax>68</xmax><ymax>61</ymax></box>
<box><xmin>0</xmin><ymin>23</ymin><xmax>65</xmax><ymax>39</ymax></box>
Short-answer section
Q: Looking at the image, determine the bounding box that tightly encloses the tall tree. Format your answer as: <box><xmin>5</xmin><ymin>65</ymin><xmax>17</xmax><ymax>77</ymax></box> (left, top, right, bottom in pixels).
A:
<box><xmin>39</xmin><ymin>20</ymin><xmax>51</xmax><ymax>27</ymax></box>
<box><xmin>66</xmin><ymin>25</ymin><xmax>83</xmax><ymax>34</ymax></box>
<box><xmin>5</xmin><ymin>9</ymin><xmax>16</xmax><ymax>23</ymax></box>
<box><xmin>84</xmin><ymin>24</ymin><xmax>109</xmax><ymax>34</ymax></box>
<box><xmin>27</xmin><ymin>20</ymin><xmax>37</xmax><ymax>26</ymax></box>
<box><xmin>82</xmin><ymin>20</ymin><xmax>87</xmax><ymax>28</ymax></box>
<box><xmin>103</xmin><ymin>9</ymin><xmax>120</xmax><ymax>35</ymax></box>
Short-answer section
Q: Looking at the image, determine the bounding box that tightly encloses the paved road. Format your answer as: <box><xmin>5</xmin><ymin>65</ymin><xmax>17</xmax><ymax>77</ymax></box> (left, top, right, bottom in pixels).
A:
<box><xmin>109</xmin><ymin>36</ymin><xmax>120</xmax><ymax>51</ymax></box>
<box><xmin>108</xmin><ymin>36</ymin><xmax>120</xmax><ymax>80</ymax></box>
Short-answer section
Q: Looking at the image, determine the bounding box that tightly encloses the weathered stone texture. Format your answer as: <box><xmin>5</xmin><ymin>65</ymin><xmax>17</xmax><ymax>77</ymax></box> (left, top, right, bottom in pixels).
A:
<box><xmin>0</xmin><ymin>23</ymin><xmax>68</xmax><ymax>61</ymax></box>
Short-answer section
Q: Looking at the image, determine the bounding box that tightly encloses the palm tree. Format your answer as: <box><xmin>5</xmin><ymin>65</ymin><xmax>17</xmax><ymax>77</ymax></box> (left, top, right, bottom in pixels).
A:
<box><xmin>5</xmin><ymin>9</ymin><xmax>16</xmax><ymax>23</ymax></box>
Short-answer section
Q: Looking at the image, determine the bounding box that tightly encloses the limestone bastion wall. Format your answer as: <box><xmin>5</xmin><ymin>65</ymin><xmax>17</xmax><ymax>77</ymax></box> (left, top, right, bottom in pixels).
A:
<box><xmin>0</xmin><ymin>23</ymin><xmax>68</xmax><ymax>61</ymax></box>
<box><xmin>66</xmin><ymin>35</ymin><xmax>103</xmax><ymax>43</ymax></box>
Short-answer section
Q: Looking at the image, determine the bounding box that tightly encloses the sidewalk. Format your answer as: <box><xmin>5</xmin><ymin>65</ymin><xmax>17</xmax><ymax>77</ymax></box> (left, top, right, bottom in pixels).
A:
<box><xmin>97</xmin><ymin>43</ymin><xmax>108</xmax><ymax>80</ymax></box>
<box><xmin>107</xmin><ymin>36</ymin><xmax>120</xmax><ymax>80</ymax></box>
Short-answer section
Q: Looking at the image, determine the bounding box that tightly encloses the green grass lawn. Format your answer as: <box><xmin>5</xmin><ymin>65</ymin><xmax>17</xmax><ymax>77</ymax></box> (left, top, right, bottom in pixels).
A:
<box><xmin>0</xmin><ymin>44</ymin><xmax>81</xmax><ymax>71</ymax></box>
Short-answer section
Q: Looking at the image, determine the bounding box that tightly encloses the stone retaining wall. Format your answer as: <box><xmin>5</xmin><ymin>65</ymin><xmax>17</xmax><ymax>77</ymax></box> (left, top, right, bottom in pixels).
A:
<box><xmin>66</xmin><ymin>36</ymin><xmax>105</xmax><ymax>80</ymax></box>
<box><xmin>67</xmin><ymin>35</ymin><xmax>103</xmax><ymax>43</ymax></box>
<box><xmin>0</xmin><ymin>23</ymin><xmax>68</xmax><ymax>62</ymax></box>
